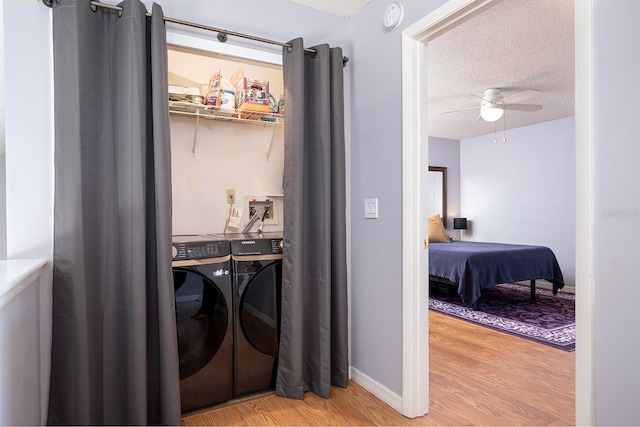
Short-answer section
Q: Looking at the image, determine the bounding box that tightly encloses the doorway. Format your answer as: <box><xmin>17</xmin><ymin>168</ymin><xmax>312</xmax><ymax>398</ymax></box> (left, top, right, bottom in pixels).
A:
<box><xmin>400</xmin><ymin>0</ymin><xmax>594</xmax><ymax>423</ymax></box>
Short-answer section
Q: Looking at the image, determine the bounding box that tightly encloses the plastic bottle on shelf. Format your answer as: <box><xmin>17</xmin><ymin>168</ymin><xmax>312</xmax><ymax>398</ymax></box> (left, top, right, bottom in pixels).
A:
<box><xmin>277</xmin><ymin>94</ymin><xmax>285</xmax><ymax>115</ymax></box>
<box><xmin>206</xmin><ymin>70</ymin><xmax>221</xmax><ymax>106</ymax></box>
<box><xmin>269</xmin><ymin>93</ymin><xmax>277</xmax><ymax>113</ymax></box>
<box><xmin>218</xmin><ymin>78</ymin><xmax>235</xmax><ymax>110</ymax></box>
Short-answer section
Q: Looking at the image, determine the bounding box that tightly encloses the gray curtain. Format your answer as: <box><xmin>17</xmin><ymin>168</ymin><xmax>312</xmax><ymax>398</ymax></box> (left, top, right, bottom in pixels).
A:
<box><xmin>47</xmin><ymin>0</ymin><xmax>180</xmax><ymax>424</ymax></box>
<box><xmin>276</xmin><ymin>38</ymin><xmax>349</xmax><ymax>399</ymax></box>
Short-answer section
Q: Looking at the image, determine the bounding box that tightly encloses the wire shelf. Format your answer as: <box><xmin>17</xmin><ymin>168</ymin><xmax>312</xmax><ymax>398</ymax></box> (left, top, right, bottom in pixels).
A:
<box><xmin>169</xmin><ymin>101</ymin><xmax>284</xmax><ymax>126</ymax></box>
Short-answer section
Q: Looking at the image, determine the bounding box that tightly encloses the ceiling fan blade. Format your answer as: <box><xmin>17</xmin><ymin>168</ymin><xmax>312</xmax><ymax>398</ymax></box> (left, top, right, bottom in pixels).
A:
<box><xmin>501</xmin><ymin>89</ymin><xmax>541</xmax><ymax>104</ymax></box>
<box><xmin>463</xmin><ymin>93</ymin><xmax>486</xmax><ymax>101</ymax></box>
<box><xmin>504</xmin><ymin>103</ymin><xmax>542</xmax><ymax>112</ymax></box>
<box><xmin>440</xmin><ymin>105</ymin><xmax>480</xmax><ymax>114</ymax></box>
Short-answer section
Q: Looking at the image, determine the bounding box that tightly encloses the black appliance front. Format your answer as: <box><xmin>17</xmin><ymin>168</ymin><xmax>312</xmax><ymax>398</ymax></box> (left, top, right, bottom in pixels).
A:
<box><xmin>227</xmin><ymin>232</ymin><xmax>283</xmax><ymax>397</ymax></box>
<box><xmin>172</xmin><ymin>235</ymin><xmax>233</xmax><ymax>413</ymax></box>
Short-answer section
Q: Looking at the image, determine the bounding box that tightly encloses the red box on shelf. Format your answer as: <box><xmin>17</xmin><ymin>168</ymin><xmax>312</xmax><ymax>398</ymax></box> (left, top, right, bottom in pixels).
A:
<box><xmin>231</xmin><ymin>68</ymin><xmax>270</xmax><ymax>113</ymax></box>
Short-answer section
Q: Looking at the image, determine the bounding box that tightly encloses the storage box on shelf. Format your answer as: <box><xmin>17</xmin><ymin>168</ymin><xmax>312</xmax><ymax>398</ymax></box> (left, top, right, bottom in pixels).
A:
<box><xmin>231</xmin><ymin>68</ymin><xmax>271</xmax><ymax>118</ymax></box>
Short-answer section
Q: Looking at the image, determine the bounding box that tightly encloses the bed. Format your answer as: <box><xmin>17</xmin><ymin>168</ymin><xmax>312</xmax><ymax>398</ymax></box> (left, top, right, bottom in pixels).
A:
<box><xmin>429</xmin><ymin>241</ymin><xmax>565</xmax><ymax>309</ymax></box>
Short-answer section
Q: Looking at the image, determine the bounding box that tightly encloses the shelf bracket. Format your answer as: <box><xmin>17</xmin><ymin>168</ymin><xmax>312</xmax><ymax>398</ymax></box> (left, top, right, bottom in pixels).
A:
<box><xmin>191</xmin><ymin>111</ymin><xmax>200</xmax><ymax>154</ymax></box>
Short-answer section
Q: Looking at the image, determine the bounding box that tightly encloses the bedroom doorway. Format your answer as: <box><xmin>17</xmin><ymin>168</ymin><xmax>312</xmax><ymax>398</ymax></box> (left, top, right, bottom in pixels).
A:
<box><xmin>400</xmin><ymin>0</ymin><xmax>593</xmax><ymax>423</ymax></box>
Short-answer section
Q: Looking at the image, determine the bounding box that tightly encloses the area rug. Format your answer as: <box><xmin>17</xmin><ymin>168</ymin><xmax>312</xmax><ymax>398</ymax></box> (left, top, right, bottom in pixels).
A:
<box><xmin>429</xmin><ymin>282</ymin><xmax>575</xmax><ymax>351</ymax></box>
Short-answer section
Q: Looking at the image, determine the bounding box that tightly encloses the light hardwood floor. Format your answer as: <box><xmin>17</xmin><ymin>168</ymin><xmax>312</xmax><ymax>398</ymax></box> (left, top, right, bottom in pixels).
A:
<box><xmin>181</xmin><ymin>311</ymin><xmax>575</xmax><ymax>426</ymax></box>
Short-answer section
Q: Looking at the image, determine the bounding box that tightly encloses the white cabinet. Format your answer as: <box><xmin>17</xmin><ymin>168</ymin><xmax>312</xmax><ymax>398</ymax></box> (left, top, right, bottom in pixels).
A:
<box><xmin>0</xmin><ymin>259</ymin><xmax>48</xmax><ymax>426</ymax></box>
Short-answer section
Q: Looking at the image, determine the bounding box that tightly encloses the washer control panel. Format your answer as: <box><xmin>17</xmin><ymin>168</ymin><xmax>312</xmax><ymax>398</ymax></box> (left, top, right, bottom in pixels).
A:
<box><xmin>230</xmin><ymin>238</ymin><xmax>283</xmax><ymax>256</ymax></box>
<box><xmin>172</xmin><ymin>235</ymin><xmax>230</xmax><ymax>260</ymax></box>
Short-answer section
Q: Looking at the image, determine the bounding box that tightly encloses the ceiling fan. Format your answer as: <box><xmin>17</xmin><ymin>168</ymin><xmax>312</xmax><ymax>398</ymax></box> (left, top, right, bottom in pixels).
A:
<box><xmin>441</xmin><ymin>88</ymin><xmax>543</xmax><ymax>122</ymax></box>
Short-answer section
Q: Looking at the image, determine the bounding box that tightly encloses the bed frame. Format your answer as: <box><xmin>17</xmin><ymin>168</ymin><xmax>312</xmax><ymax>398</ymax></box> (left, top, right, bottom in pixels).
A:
<box><xmin>429</xmin><ymin>276</ymin><xmax>551</xmax><ymax>310</ymax></box>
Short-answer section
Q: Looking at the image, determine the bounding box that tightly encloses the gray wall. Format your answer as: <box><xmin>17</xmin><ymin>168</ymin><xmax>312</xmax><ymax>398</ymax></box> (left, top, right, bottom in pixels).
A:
<box><xmin>592</xmin><ymin>1</ymin><xmax>640</xmax><ymax>424</ymax></box>
<box><xmin>461</xmin><ymin>117</ymin><xmax>576</xmax><ymax>288</ymax></box>
<box><xmin>4</xmin><ymin>1</ymin><xmax>53</xmax><ymax>261</ymax></box>
<box><xmin>0</xmin><ymin>2</ymin><xmax>5</xmax><ymax>260</ymax></box>
<box><xmin>348</xmin><ymin>0</ymin><xmax>448</xmax><ymax>395</ymax></box>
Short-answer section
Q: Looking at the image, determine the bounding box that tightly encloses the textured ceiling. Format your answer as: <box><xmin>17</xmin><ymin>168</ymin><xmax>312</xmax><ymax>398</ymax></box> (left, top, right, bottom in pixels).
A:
<box><xmin>286</xmin><ymin>0</ymin><xmax>372</xmax><ymax>18</ymax></box>
<box><xmin>287</xmin><ymin>0</ymin><xmax>575</xmax><ymax>141</ymax></box>
<box><xmin>427</xmin><ymin>0</ymin><xmax>574</xmax><ymax>140</ymax></box>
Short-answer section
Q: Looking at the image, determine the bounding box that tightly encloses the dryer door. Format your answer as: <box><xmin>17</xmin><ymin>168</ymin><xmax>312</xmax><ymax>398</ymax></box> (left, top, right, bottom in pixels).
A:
<box><xmin>173</xmin><ymin>267</ymin><xmax>230</xmax><ymax>379</ymax></box>
<box><xmin>239</xmin><ymin>260</ymin><xmax>283</xmax><ymax>357</ymax></box>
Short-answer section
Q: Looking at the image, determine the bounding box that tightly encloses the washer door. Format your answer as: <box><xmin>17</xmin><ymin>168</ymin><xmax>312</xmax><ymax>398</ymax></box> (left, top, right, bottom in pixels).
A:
<box><xmin>239</xmin><ymin>260</ymin><xmax>282</xmax><ymax>357</ymax></box>
<box><xmin>173</xmin><ymin>267</ymin><xmax>229</xmax><ymax>379</ymax></box>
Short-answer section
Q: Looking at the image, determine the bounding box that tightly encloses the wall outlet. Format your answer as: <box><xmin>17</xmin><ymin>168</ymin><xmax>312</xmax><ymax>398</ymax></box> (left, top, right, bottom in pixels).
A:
<box><xmin>226</xmin><ymin>189</ymin><xmax>236</xmax><ymax>204</ymax></box>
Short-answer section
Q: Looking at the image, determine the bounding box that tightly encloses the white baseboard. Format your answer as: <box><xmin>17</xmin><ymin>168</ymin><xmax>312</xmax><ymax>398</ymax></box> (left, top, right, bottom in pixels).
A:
<box><xmin>349</xmin><ymin>366</ymin><xmax>403</xmax><ymax>414</ymax></box>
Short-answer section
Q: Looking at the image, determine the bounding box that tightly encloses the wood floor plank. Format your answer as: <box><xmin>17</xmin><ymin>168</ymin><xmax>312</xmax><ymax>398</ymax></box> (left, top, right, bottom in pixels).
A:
<box><xmin>182</xmin><ymin>403</ymin><xmax>249</xmax><ymax>426</ymax></box>
<box><xmin>181</xmin><ymin>311</ymin><xmax>575</xmax><ymax>426</ymax></box>
<box><xmin>430</xmin><ymin>372</ymin><xmax>556</xmax><ymax>426</ymax></box>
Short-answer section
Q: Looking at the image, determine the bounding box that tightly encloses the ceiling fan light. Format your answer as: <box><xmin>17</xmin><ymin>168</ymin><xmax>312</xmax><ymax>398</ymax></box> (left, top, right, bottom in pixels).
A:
<box><xmin>480</xmin><ymin>103</ymin><xmax>504</xmax><ymax>122</ymax></box>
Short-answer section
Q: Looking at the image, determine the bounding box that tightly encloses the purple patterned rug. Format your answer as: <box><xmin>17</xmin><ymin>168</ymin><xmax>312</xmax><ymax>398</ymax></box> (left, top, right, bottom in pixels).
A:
<box><xmin>429</xmin><ymin>282</ymin><xmax>575</xmax><ymax>351</ymax></box>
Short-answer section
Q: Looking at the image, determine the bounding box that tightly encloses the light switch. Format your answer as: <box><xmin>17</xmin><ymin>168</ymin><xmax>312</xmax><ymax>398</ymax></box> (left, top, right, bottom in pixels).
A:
<box><xmin>364</xmin><ymin>198</ymin><xmax>378</xmax><ymax>219</ymax></box>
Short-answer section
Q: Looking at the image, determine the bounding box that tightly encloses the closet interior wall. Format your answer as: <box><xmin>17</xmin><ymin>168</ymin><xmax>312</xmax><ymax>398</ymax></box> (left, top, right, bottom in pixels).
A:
<box><xmin>168</xmin><ymin>46</ymin><xmax>285</xmax><ymax>235</ymax></box>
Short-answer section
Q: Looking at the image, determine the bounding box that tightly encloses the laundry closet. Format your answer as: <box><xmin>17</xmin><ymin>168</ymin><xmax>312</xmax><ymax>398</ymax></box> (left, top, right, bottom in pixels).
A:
<box><xmin>167</xmin><ymin>43</ymin><xmax>285</xmax><ymax>236</ymax></box>
<box><xmin>167</xmin><ymin>40</ymin><xmax>286</xmax><ymax>414</ymax></box>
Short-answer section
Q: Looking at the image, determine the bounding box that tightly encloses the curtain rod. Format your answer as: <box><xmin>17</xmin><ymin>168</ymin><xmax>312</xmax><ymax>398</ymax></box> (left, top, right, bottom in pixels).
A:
<box><xmin>41</xmin><ymin>0</ymin><xmax>349</xmax><ymax>66</ymax></box>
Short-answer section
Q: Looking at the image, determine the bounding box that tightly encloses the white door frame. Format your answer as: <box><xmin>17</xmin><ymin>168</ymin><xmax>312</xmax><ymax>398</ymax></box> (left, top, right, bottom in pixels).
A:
<box><xmin>400</xmin><ymin>0</ymin><xmax>594</xmax><ymax>423</ymax></box>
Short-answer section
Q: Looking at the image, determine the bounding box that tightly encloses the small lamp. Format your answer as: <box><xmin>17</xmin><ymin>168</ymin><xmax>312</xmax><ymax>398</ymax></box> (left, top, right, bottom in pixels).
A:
<box><xmin>453</xmin><ymin>217</ymin><xmax>468</xmax><ymax>230</ymax></box>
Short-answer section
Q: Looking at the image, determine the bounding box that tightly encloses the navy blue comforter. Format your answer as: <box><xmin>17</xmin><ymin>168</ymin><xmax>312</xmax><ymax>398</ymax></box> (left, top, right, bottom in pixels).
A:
<box><xmin>429</xmin><ymin>241</ymin><xmax>565</xmax><ymax>307</ymax></box>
